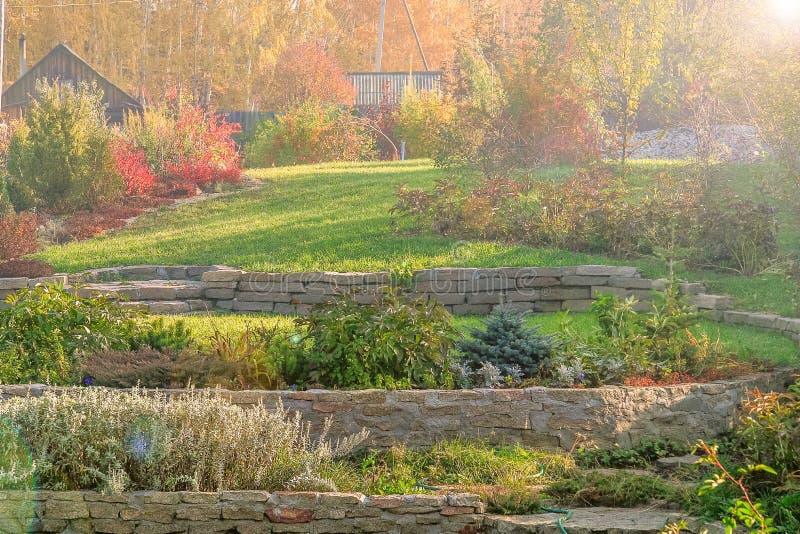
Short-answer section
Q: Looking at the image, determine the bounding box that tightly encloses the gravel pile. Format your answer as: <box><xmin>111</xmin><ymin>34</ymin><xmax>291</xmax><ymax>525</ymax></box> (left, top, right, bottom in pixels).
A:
<box><xmin>621</xmin><ymin>125</ymin><xmax>769</xmax><ymax>162</ymax></box>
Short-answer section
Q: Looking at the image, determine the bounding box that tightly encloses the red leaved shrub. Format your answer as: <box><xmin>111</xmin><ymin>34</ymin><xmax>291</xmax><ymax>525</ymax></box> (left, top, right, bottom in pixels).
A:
<box><xmin>0</xmin><ymin>259</ymin><xmax>55</xmax><ymax>278</ymax></box>
<box><xmin>0</xmin><ymin>211</ymin><xmax>40</xmax><ymax>260</ymax></box>
<box><xmin>508</xmin><ymin>67</ymin><xmax>599</xmax><ymax>166</ymax></box>
<box><xmin>119</xmin><ymin>105</ymin><xmax>242</xmax><ymax>198</ymax></box>
<box><xmin>110</xmin><ymin>140</ymin><xmax>157</xmax><ymax>196</ymax></box>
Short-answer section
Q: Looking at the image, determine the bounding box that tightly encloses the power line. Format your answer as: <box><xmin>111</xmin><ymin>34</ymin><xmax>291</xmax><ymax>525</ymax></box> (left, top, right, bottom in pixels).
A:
<box><xmin>7</xmin><ymin>0</ymin><xmax>137</xmax><ymax>8</ymax></box>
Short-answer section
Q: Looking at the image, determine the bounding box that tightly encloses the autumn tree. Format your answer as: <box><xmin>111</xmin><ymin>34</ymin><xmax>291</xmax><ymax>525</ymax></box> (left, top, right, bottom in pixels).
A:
<box><xmin>503</xmin><ymin>0</ymin><xmax>598</xmax><ymax>165</ymax></box>
<box><xmin>740</xmin><ymin>1</ymin><xmax>800</xmax><ymax>175</ymax></box>
<box><xmin>566</xmin><ymin>0</ymin><xmax>675</xmax><ymax>164</ymax></box>
<box><xmin>264</xmin><ymin>42</ymin><xmax>355</xmax><ymax>112</ymax></box>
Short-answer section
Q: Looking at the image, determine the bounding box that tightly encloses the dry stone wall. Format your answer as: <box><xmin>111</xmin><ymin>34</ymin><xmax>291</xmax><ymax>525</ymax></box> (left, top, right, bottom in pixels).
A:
<box><xmin>2</xmin><ymin>265</ymin><xmax>799</xmax><ymax>343</ymax></box>
<box><xmin>201</xmin><ymin>265</ymin><xmax>735</xmax><ymax>316</ymax></box>
<box><xmin>0</xmin><ymin>490</ymin><xmax>483</xmax><ymax>534</ymax></box>
<box><xmin>4</xmin><ymin>370</ymin><xmax>794</xmax><ymax>452</ymax></box>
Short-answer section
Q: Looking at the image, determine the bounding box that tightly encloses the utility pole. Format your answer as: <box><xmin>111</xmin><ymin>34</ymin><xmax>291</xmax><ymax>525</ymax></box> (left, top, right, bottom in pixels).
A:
<box><xmin>0</xmin><ymin>0</ymin><xmax>5</xmax><ymax>114</ymax></box>
<box><xmin>401</xmin><ymin>0</ymin><xmax>429</xmax><ymax>71</ymax></box>
<box><xmin>375</xmin><ymin>0</ymin><xmax>386</xmax><ymax>71</ymax></box>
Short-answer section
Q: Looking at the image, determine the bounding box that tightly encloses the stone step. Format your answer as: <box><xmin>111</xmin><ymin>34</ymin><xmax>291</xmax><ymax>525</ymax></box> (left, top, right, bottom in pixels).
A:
<box><xmin>483</xmin><ymin>508</ymin><xmax>724</xmax><ymax>534</ymax></box>
<box><xmin>121</xmin><ymin>299</ymin><xmax>213</xmax><ymax>314</ymax></box>
<box><xmin>76</xmin><ymin>280</ymin><xmax>203</xmax><ymax>301</ymax></box>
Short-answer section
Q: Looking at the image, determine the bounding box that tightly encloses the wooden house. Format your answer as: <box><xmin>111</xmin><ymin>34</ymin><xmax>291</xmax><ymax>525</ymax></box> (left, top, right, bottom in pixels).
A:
<box><xmin>1</xmin><ymin>42</ymin><xmax>142</xmax><ymax>124</ymax></box>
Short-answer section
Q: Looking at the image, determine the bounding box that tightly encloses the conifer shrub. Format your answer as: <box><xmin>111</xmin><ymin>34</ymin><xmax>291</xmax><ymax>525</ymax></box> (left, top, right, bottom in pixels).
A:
<box><xmin>6</xmin><ymin>80</ymin><xmax>121</xmax><ymax>212</ymax></box>
<box><xmin>456</xmin><ymin>307</ymin><xmax>554</xmax><ymax>382</ymax></box>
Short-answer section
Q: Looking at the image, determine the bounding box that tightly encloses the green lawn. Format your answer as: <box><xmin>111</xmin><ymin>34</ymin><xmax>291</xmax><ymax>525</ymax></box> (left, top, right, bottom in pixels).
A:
<box><xmin>36</xmin><ymin>159</ymin><xmax>800</xmax><ymax>316</ymax></box>
<box><xmin>164</xmin><ymin>312</ymin><xmax>799</xmax><ymax>367</ymax></box>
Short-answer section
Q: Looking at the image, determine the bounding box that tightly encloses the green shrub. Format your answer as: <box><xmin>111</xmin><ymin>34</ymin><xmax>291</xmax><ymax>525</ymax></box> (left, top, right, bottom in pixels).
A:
<box><xmin>753</xmin><ymin>51</ymin><xmax>800</xmax><ymax>175</ymax></box>
<box><xmin>480</xmin><ymin>486</ymin><xmax>543</xmax><ymax>515</ymax></box>
<box><xmin>392</xmin><ymin>85</ymin><xmax>455</xmax><ymax>159</ymax></box>
<box><xmin>545</xmin><ymin>471</ymin><xmax>685</xmax><ymax>508</ymax></box>
<box><xmin>593</xmin><ymin>287</ymin><xmax>701</xmax><ymax>373</ymax></box>
<box><xmin>207</xmin><ymin>325</ymin><xmax>282</xmax><ymax>389</ymax></box>
<box><xmin>6</xmin><ymin>80</ymin><xmax>121</xmax><ymax>212</ymax></box>
<box><xmin>245</xmin><ymin>100</ymin><xmax>375</xmax><ymax>167</ymax></box>
<box><xmin>574</xmin><ymin>440</ymin><xmax>692</xmax><ymax>469</ymax></box>
<box><xmin>0</xmin><ymin>284</ymin><xmax>200</xmax><ymax>385</ymax></box>
<box><xmin>551</xmin><ymin>287</ymin><xmax>734</xmax><ymax>386</ymax></box>
<box><xmin>686</xmin><ymin>385</ymin><xmax>800</xmax><ymax>532</ymax></box>
<box><xmin>0</xmin><ymin>179</ymin><xmax>13</xmax><ymax>215</ymax></box>
<box><xmin>134</xmin><ymin>317</ymin><xmax>193</xmax><ymax>352</ymax></box>
<box><xmin>294</xmin><ymin>290</ymin><xmax>457</xmax><ymax>389</ymax></box>
<box><xmin>0</xmin><ymin>387</ymin><xmax>367</xmax><ymax>492</ymax></box>
<box><xmin>357</xmin><ymin>438</ymin><xmax>572</xmax><ymax>495</ymax></box>
<box><xmin>736</xmin><ymin>381</ymin><xmax>800</xmax><ymax>486</ymax></box>
<box><xmin>456</xmin><ymin>307</ymin><xmax>554</xmax><ymax>386</ymax></box>
<box><xmin>0</xmin><ymin>284</ymin><xmax>143</xmax><ymax>384</ymax></box>
<box><xmin>694</xmin><ymin>197</ymin><xmax>779</xmax><ymax>276</ymax></box>
<box><xmin>434</xmin><ymin>44</ymin><xmax>524</xmax><ymax>177</ymax></box>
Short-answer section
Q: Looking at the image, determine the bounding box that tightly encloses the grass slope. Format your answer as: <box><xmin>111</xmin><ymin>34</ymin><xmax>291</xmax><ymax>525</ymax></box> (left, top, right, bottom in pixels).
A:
<box><xmin>37</xmin><ymin>159</ymin><xmax>800</xmax><ymax>316</ymax></box>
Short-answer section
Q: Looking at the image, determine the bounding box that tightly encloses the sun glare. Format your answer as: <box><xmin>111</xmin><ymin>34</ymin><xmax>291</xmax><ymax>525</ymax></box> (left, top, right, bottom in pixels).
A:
<box><xmin>770</xmin><ymin>0</ymin><xmax>800</xmax><ymax>21</ymax></box>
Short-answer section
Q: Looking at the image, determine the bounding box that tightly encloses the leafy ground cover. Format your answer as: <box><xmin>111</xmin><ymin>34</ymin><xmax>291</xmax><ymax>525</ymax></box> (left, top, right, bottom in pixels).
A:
<box><xmin>34</xmin><ymin>159</ymin><xmax>800</xmax><ymax>316</ymax></box>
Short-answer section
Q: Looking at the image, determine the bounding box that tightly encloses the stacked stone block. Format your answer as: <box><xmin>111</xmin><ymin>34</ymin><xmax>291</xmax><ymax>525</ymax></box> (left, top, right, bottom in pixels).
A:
<box><xmin>1</xmin><ymin>490</ymin><xmax>483</xmax><ymax>533</ymax></box>
<box><xmin>201</xmin><ymin>265</ymin><xmax>683</xmax><ymax>316</ymax></box>
<box><xmin>68</xmin><ymin>265</ymin><xmax>223</xmax><ymax>283</ymax></box>
<box><xmin>0</xmin><ymin>275</ymin><xmax>69</xmax><ymax>309</ymax></box>
<box><xmin>4</xmin><ymin>369</ymin><xmax>793</xmax><ymax>453</ymax></box>
<box><xmin>0</xmin><ymin>264</ymin><xmax>790</xmax><ymax>338</ymax></box>
<box><xmin>715</xmin><ymin>311</ymin><xmax>800</xmax><ymax>343</ymax></box>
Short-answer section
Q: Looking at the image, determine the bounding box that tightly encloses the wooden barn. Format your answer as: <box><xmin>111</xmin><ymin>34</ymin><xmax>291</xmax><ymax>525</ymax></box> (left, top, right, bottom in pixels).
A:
<box><xmin>1</xmin><ymin>42</ymin><xmax>142</xmax><ymax>124</ymax></box>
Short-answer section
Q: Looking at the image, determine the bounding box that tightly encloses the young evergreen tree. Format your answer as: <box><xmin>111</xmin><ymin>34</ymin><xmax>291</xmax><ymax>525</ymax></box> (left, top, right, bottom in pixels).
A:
<box><xmin>456</xmin><ymin>307</ymin><xmax>554</xmax><ymax>378</ymax></box>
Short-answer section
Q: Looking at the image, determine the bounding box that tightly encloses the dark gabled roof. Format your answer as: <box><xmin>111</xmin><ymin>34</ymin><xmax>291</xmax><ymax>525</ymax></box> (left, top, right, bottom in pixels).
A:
<box><xmin>1</xmin><ymin>43</ymin><xmax>141</xmax><ymax>112</ymax></box>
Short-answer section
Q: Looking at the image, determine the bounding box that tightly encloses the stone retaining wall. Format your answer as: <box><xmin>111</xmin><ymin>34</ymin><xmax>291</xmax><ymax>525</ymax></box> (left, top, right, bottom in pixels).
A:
<box><xmin>4</xmin><ymin>370</ymin><xmax>795</xmax><ymax>451</ymax></box>
<box><xmin>0</xmin><ymin>490</ymin><xmax>483</xmax><ymax>534</ymax></box>
<box><xmin>68</xmin><ymin>265</ymin><xmax>226</xmax><ymax>283</ymax></box>
<box><xmin>3</xmin><ymin>265</ymin><xmax>800</xmax><ymax>343</ymax></box>
<box><xmin>710</xmin><ymin>309</ymin><xmax>800</xmax><ymax>343</ymax></box>
<box><xmin>200</xmin><ymin>266</ymin><xmax>735</xmax><ymax>316</ymax></box>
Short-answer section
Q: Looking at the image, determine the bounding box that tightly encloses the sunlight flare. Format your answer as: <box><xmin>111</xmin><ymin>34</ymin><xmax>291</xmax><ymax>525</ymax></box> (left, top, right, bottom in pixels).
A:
<box><xmin>770</xmin><ymin>0</ymin><xmax>800</xmax><ymax>21</ymax></box>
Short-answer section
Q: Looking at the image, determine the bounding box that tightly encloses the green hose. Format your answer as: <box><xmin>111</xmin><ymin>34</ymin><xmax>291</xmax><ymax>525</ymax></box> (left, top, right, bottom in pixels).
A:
<box><xmin>541</xmin><ymin>506</ymin><xmax>573</xmax><ymax>534</ymax></box>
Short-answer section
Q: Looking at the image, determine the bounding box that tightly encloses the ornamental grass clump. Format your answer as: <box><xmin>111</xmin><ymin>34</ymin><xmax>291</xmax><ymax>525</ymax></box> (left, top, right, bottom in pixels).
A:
<box><xmin>0</xmin><ymin>387</ymin><xmax>367</xmax><ymax>492</ymax></box>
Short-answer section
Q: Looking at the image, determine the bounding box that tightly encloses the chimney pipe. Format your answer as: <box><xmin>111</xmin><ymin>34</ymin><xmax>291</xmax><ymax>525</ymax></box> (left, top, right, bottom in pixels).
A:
<box><xmin>19</xmin><ymin>34</ymin><xmax>26</xmax><ymax>77</ymax></box>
